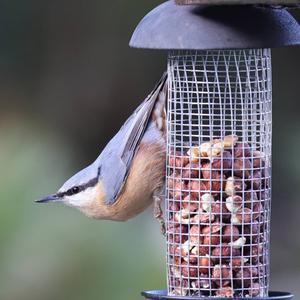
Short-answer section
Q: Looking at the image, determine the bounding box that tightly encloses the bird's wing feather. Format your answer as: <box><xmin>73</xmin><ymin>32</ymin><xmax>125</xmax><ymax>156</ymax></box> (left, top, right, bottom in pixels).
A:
<box><xmin>97</xmin><ymin>72</ymin><xmax>167</xmax><ymax>205</ymax></box>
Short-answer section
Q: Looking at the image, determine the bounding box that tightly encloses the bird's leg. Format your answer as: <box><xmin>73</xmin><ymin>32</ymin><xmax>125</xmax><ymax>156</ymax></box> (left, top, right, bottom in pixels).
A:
<box><xmin>153</xmin><ymin>189</ymin><xmax>166</xmax><ymax>236</ymax></box>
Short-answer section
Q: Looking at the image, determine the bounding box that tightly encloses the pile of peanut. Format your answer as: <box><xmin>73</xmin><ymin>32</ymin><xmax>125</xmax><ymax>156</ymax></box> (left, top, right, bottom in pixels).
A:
<box><xmin>167</xmin><ymin>135</ymin><xmax>269</xmax><ymax>298</ymax></box>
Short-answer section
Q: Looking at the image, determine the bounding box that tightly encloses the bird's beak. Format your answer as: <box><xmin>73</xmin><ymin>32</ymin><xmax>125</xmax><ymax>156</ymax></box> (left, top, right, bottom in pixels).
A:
<box><xmin>35</xmin><ymin>194</ymin><xmax>61</xmax><ymax>203</ymax></box>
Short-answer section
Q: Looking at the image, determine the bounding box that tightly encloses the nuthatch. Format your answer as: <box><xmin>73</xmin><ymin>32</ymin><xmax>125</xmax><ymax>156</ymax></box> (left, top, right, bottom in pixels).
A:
<box><xmin>36</xmin><ymin>73</ymin><xmax>167</xmax><ymax>233</ymax></box>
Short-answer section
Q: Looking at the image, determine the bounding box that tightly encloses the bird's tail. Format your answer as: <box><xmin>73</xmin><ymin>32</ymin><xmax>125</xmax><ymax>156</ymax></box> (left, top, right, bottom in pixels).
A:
<box><xmin>151</xmin><ymin>72</ymin><xmax>168</xmax><ymax>138</ymax></box>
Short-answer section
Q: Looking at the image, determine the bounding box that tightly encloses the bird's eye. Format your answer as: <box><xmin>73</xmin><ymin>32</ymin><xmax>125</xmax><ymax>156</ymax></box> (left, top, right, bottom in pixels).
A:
<box><xmin>66</xmin><ymin>186</ymin><xmax>80</xmax><ymax>196</ymax></box>
<box><xmin>71</xmin><ymin>187</ymin><xmax>80</xmax><ymax>194</ymax></box>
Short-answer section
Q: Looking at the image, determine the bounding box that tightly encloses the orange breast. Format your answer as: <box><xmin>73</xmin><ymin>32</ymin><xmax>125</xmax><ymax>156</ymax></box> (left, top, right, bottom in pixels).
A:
<box><xmin>80</xmin><ymin>141</ymin><xmax>166</xmax><ymax>221</ymax></box>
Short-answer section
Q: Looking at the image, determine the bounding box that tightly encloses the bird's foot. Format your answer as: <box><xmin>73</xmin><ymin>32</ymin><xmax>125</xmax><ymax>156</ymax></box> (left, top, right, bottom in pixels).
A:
<box><xmin>153</xmin><ymin>195</ymin><xmax>166</xmax><ymax>236</ymax></box>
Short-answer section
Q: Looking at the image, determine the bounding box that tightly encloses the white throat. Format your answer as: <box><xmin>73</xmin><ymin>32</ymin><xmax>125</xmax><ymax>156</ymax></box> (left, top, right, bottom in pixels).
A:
<box><xmin>64</xmin><ymin>187</ymin><xmax>97</xmax><ymax>208</ymax></box>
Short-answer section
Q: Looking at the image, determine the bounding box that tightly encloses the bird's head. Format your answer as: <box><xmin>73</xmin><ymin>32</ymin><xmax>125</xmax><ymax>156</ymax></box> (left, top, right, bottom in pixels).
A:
<box><xmin>36</xmin><ymin>164</ymin><xmax>103</xmax><ymax>214</ymax></box>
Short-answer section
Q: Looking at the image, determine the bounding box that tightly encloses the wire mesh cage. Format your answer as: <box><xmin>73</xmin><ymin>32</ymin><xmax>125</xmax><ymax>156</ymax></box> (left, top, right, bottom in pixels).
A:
<box><xmin>166</xmin><ymin>49</ymin><xmax>272</xmax><ymax>298</ymax></box>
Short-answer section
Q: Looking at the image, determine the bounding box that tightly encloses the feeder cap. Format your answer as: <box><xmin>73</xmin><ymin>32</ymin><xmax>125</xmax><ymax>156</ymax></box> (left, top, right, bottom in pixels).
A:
<box><xmin>175</xmin><ymin>0</ymin><xmax>300</xmax><ymax>6</ymax></box>
<box><xmin>129</xmin><ymin>0</ymin><xmax>300</xmax><ymax>50</ymax></box>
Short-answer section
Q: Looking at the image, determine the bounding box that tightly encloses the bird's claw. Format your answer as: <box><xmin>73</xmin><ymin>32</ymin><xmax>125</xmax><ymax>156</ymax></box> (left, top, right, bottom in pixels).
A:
<box><xmin>153</xmin><ymin>194</ymin><xmax>166</xmax><ymax>237</ymax></box>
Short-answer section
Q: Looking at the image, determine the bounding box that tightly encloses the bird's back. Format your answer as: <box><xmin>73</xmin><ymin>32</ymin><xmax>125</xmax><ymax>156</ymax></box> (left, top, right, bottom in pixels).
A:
<box><xmin>94</xmin><ymin>73</ymin><xmax>167</xmax><ymax>206</ymax></box>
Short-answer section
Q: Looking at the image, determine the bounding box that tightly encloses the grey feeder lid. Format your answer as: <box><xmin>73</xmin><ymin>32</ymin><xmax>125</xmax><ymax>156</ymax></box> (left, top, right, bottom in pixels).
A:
<box><xmin>175</xmin><ymin>0</ymin><xmax>300</xmax><ymax>6</ymax></box>
<box><xmin>129</xmin><ymin>0</ymin><xmax>300</xmax><ymax>50</ymax></box>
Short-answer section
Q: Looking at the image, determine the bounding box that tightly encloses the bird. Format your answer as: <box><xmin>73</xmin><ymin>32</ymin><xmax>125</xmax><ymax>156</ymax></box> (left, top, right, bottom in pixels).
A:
<box><xmin>36</xmin><ymin>72</ymin><xmax>168</xmax><ymax>234</ymax></box>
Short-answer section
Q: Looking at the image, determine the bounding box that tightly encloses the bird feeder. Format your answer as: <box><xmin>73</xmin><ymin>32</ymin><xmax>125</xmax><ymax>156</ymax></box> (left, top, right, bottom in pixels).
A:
<box><xmin>130</xmin><ymin>1</ymin><xmax>300</xmax><ymax>299</ymax></box>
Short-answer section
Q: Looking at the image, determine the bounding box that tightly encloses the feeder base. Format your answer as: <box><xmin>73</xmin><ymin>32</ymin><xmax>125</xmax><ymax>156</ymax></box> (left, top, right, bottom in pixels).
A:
<box><xmin>142</xmin><ymin>290</ymin><xmax>293</xmax><ymax>300</ymax></box>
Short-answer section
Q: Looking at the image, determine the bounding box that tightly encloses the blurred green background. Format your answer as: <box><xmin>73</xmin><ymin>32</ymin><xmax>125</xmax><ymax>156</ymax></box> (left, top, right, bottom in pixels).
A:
<box><xmin>0</xmin><ymin>1</ymin><xmax>299</xmax><ymax>300</ymax></box>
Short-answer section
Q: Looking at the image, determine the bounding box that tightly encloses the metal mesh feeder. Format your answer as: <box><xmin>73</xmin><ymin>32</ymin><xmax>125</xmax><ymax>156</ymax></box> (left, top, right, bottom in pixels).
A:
<box><xmin>130</xmin><ymin>1</ymin><xmax>300</xmax><ymax>299</ymax></box>
<box><xmin>166</xmin><ymin>49</ymin><xmax>271</xmax><ymax>298</ymax></box>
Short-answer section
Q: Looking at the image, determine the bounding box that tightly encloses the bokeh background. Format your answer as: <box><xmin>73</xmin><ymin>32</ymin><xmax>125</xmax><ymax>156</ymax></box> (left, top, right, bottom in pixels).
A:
<box><xmin>0</xmin><ymin>1</ymin><xmax>300</xmax><ymax>300</ymax></box>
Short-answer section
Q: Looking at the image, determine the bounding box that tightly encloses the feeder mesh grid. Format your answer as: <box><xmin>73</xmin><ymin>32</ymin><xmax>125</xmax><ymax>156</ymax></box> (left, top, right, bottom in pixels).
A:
<box><xmin>166</xmin><ymin>49</ymin><xmax>272</xmax><ymax>297</ymax></box>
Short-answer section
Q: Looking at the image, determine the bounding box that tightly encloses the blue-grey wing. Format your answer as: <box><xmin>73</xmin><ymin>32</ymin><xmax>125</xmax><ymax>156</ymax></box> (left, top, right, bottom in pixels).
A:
<box><xmin>95</xmin><ymin>72</ymin><xmax>167</xmax><ymax>205</ymax></box>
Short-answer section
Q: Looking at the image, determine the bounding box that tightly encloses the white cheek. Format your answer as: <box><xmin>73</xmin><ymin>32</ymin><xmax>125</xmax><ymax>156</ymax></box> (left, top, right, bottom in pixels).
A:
<box><xmin>64</xmin><ymin>188</ymin><xmax>96</xmax><ymax>208</ymax></box>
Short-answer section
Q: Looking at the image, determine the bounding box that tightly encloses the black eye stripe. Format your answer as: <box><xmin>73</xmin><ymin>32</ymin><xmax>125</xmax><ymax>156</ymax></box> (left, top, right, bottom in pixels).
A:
<box><xmin>72</xmin><ymin>187</ymin><xmax>80</xmax><ymax>193</ymax></box>
<box><xmin>65</xmin><ymin>186</ymin><xmax>81</xmax><ymax>196</ymax></box>
<box><xmin>58</xmin><ymin>177</ymin><xmax>98</xmax><ymax>197</ymax></box>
